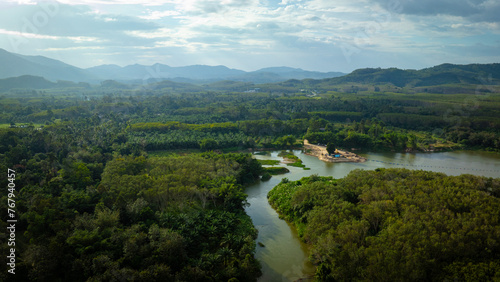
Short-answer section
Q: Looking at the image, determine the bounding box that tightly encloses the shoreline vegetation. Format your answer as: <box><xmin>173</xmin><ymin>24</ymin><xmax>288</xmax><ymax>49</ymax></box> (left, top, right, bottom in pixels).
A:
<box><xmin>268</xmin><ymin>170</ymin><xmax>500</xmax><ymax>281</ymax></box>
<box><xmin>278</xmin><ymin>151</ymin><xmax>311</xmax><ymax>170</ymax></box>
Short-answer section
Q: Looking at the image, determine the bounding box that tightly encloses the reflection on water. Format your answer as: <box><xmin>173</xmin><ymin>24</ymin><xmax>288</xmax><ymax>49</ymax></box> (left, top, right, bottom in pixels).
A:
<box><xmin>245</xmin><ymin>150</ymin><xmax>500</xmax><ymax>281</ymax></box>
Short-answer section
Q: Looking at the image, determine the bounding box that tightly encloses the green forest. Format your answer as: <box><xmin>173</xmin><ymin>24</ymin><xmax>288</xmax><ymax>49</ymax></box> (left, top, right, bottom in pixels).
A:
<box><xmin>0</xmin><ymin>149</ymin><xmax>263</xmax><ymax>281</ymax></box>
<box><xmin>268</xmin><ymin>170</ymin><xmax>500</xmax><ymax>281</ymax></box>
<box><xmin>0</xmin><ymin>72</ymin><xmax>499</xmax><ymax>281</ymax></box>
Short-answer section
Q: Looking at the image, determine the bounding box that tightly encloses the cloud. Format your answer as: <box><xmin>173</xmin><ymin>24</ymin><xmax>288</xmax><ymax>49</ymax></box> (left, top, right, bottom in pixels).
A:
<box><xmin>0</xmin><ymin>3</ymin><xmax>158</xmax><ymax>36</ymax></box>
<box><xmin>373</xmin><ymin>0</ymin><xmax>500</xmax><ymax>23</ymax></box>
<box><xmin>44</xmin><ymin>46</ymin><xmax>105</xmax><ymax>51</ymax></box>
<box><xmin>0</xmin><ymin>0</ymin><xmax>498</xmax><ymax>72</ymax></box>
<box><xmin>1</xmin><ymin>0</ymin><xmax>37</xmax><ymax>5</ymax></box>
<box><xmin>139</xmin><ymin>10</ymin><xmax>180</xmax><ymax>20</ymax></box>
<box><xmin>0</xmin><ymin>28</ymin><xmax>59</xmax><ymax>40</ymax></box>
<box><xmin>42</xmin><ymin>0</ymin><xmax>174</xmax><ymax>6</ymax></box>
<box><xmin>169</xmin><ymin>0</ymin><xmax>261</xmax><ymax>15</ymax></box>
<box><xmin>448</xmin><ymin>42</ymin><xmax>500</xmax><ymax>57</ymax></box>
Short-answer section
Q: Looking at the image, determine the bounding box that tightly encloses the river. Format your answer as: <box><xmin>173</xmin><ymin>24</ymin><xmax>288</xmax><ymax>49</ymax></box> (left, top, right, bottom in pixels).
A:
<box><xmin>244</xmin><ymin>150</ymin><xmax>500</xmax><ymax>281</ymax></box>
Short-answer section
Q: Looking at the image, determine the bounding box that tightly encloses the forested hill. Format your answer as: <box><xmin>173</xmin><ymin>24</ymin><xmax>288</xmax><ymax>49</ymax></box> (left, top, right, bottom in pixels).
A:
<box><xmin>318</xmin><ymin>63</ymin><xmax>500</xmax><ymax>87</ymax></box>
<box><xmin>0</xmin><ymin>75</ymin><xmax>55</xmax><ymax>91</ymax></box>
<box><xmin>0</xmin><ymin>75</ymin><xmax>91</xmax><ymax>91</ymax></box>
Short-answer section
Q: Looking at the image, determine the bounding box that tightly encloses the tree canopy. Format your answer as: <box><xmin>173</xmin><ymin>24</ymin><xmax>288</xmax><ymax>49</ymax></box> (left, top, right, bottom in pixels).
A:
<box><xmin>268</xmin><ymin>169</ymin><xmax>500</xmax><ymax>281</ymax></box>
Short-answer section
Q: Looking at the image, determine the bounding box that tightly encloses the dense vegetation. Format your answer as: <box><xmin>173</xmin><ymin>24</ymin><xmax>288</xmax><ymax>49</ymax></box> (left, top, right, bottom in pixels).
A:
<box><xmin>0</xmin><ymin>67</ymin><xmax>499</xmax><ymax>280</ymax></box>
<box><xmin>0</xmin><ymin>107</ymin><xmax>263</xmax><ymax>281</ymax></box>
<box><xmin>2</xmin><ymin>84</ymin><xmax>499</xmax><ymax>153</ymax></box>
<box><xmin>0</xmin><ymin>150</ymin><xmax>262</xmax><ymax>281</ymax></box>
<box><xmin>268</xmin><ymin>169</ymin><xmax>500</xmax><ymax>281</ymax></box>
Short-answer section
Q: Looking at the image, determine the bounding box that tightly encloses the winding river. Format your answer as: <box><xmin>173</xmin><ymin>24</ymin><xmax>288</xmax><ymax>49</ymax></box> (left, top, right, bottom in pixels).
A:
<box><xmin>244</xmin><ymin>150</ymin><xmax>500</xmax><ymax>281</ymax></box>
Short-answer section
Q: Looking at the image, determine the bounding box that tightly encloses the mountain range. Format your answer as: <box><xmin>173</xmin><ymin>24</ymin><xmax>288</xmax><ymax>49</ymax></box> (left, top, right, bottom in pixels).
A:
<box><xmin>0</xmin><ymin>48</ymin><xmax>344</xmax><ymax>84</ymax></box>
<box><xmin>1</xmin><ymin>48</ymin><xmax>499</xmax><ymax>92</ymax></box>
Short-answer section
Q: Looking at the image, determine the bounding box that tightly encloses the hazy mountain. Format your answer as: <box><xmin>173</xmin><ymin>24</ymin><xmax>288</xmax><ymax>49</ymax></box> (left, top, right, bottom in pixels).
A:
<box><xmin>87</xmin><ymin>63</ymin><xmax>247</xmax><ymax>82</ymax></box>
<box><xmin>0</xmin><ymin>49</ymin><xmax>345</xmax><ymax>84</ymax></box>
<box><xmin>0</xmin><ymin>75</ymin><xmax>90</xmax><ymax>91</ymax></box>
<box><xmin>86</xmin><ymin>64</ymin><xmax>345</xmax><ymax>83</ymax></box>
<box><xmin>0</xmin><ymin>49</ymin><xmax>344</xmax><ymax>83</ymax></box>
<box><xmin>84</xmin><ymin>64</ymin><xmax>124</xmax><ymax>79</ymax></box>
<box><xmin>226</xmin><ymin>67</ymin><xmax>344</xmax><ymax>83</ymax></box>
<box><xmin>0</xmin><ymin>48</ymin><xmax>97</xmax><ymax>82</ymax></box>
<box><xmin>0</xmin><ymin>75</ymin><xmax>55</xmax><ymax>91</ymax></box>
<box><xmin>251</xmin><ymin>67</ymin><xmax>345</xmax><ymax>80</ymax></box>
<box><xmin>228</xmin><ymin>72</ymin><xmax>284</xmax><ymax>83</ymax></box>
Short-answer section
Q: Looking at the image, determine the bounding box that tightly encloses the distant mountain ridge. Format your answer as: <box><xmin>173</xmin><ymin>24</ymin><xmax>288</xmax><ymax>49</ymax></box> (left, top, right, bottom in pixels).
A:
<box><xmin>0</xmin><ymin>48</ymin><xmax>97</xmax><ymax>82</ymax></box>
<box><xmin>85</xmin><ymin>64</ymin><xmax>345</xmax><ymax>83</ymax></box>
<box><xmin>1</xmin><ymin>48</ymin><xmax>499</xmax><ymax>92</ymax></box>
<box><xmin>86</xmin><ymin>63</ymin><xmax>248</xmax><ymax>82</ymax></box>
<box><xmin>0</xmin><ymin>48</ymin><xmax>345</xmax><ymax>84</ymax></box>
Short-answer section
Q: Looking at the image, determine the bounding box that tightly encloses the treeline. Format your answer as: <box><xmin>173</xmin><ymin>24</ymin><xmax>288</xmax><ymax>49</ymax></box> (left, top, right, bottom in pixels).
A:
<box><xmin>378</xmin><ymin>113</ymin><xmax>500</xmax><ymax>132</ymax></box>
<box><xmin>268</xmin><ymin>169</ymin><xmax>500</xmax><ymax>281</ymax></box>
<box><xmin>128</xmin><ymin>131</ymin><xmax>251</xmax><ymax>151</ymax></box>
<box><xmin>127</xmin><ymin>131</ymin><xmax>302</xmax><ymax>152</ymax></box>
<box><xmin>127</xmin><ymin>119</ymin><xmax>306</xmax><ymax>151</ymax></box>
<box><xmin>128</xmin><ymin>121</ymin><xmax>238</xmax><ymax>133</ymax></box>
<box><xmin>309</xmin><ymin>111</ymin><xmax>363</xmax><ymax>122</ymax></box>
<box><xmin>305</xmin><ymin>118</ymin><xmax>434</xmax><ymax>151</ymax></box>
<box><xmin>129</xmin><ymin>119</ymin><xmax>309</xmax><ymax>136</ymax></box>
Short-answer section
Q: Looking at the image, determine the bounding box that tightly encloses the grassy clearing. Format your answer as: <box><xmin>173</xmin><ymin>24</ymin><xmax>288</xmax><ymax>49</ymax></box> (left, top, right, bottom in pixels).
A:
<box><xmin>263</xmin><ymin>167</ymin><xmax>290</xmax><ymax>175</ymax></box>
<box><xmin>278</xmin><ymin>151</ymin><xmax>310</xmax><ymax>170</ymax></box>
<box><xmin>0</xmin><ymin>123</ymin><xmax>45</xmax><ymax>129</ymax></box>
<box><xmin>258</xmin><ymin>159</ymin><xmax>281</xmax><ymax>166</ymax></box>
<box><xmin>148</xmin><ymin>149</ymin><xmax>201</xmax><ymax>157</ymax></box>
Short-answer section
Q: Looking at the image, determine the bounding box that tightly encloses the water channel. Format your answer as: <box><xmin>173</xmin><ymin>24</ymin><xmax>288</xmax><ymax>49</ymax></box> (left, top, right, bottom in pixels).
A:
<box><xmin>244</xmin><ymin>150</ymin><xmax>500</xmax><ymax>281</ymax></box>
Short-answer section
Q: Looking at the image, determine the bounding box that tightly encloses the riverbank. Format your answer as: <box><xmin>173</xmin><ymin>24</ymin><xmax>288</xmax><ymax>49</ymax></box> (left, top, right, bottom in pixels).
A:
<box><xmin>303</xmin><ymin>140</ymin><xmax>367</xmax><ymax>163</ymax></box>
<box><xmin>247</xmin><ymin>150</ymin><xmax>500</xmax><ymax>281</ymax></box>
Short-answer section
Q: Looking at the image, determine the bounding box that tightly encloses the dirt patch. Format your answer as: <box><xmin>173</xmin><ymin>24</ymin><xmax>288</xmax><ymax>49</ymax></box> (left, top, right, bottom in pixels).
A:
<box><xmin>303</xmin><ymin>140</ymin><xmax>367</xmax><ymax>163</ymax></box>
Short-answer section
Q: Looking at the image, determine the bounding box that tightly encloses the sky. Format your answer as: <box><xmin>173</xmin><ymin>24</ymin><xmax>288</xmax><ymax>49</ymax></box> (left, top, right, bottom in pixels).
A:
<box><xmin>0</xmin><ymin>0</ymin><xmax>499</xmax><ymax>73</ymax></box>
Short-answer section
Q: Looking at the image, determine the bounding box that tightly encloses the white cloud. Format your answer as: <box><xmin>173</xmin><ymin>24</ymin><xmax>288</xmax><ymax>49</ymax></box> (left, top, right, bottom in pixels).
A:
<box><xmin>67</xmin><ymin>36</ymin><xmax>102</xmax><ymax>43</ymax></box>
<box><xmin>1</xmin><ymin>0</ymin><xmax>37</xmax><ymax>4</ymax></box>
<box><xmin>43</xmin><ymin>46</ymin><xmax>104</xmax><ymax>51</ymax></box>
<box><xmin>0</xmin><ymin>28</ymin><xmax>59</xmax><ymax>39</ymax></box>
<box><xmin>125</xmin><ymin>28</ymin><xmax>174</xmax><ymax>39</ymax></box>
<box><xmin>50</xmin><ymin>0</ymin><xmax>175</xmax><ymax>6</ymax></box>
<box><xmin>0</xmin><ymin>28</ymin><xmax>102</xmax><ymax>42</ymax></box>
<box><xmin>139</xmin><ymin>10</ymin><xmax>180</xmax><ymax>20</ymax></box>
<box><xmin>239</xmin><ymin>38</ymin><xmax>274</xmax><ymax>48</ymax></box>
